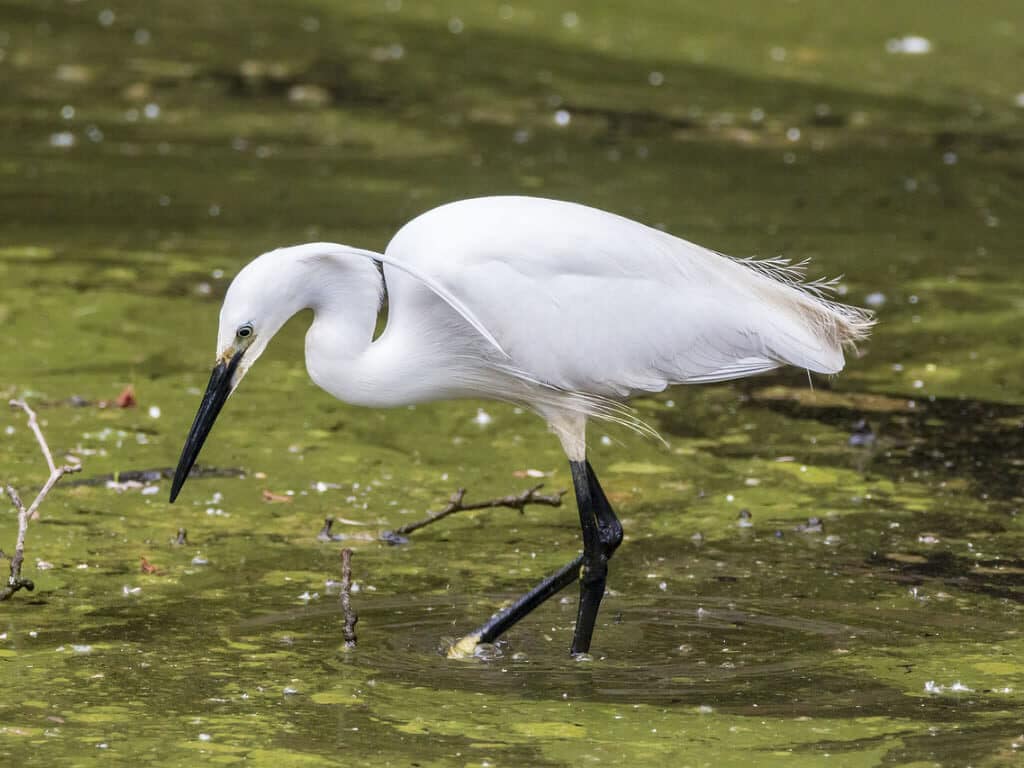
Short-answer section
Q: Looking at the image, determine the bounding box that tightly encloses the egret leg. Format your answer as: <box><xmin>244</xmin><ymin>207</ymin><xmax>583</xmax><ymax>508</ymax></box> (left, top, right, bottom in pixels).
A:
<box><xmin>447</xmin><ymin>459</ymin><xmax>622</xmax><ymax>658</ymax></box>
<box><xmin>569</xmin><ymin>459</ymin><xmax>623</xmax><ymax>655</ymax></box>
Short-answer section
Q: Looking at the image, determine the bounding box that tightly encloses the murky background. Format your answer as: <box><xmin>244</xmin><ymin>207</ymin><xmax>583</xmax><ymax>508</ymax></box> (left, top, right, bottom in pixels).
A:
<box><xmin>1</xmin><ymin>1</ymin><xmax>1022</xmax><ymax>765</ymax></box>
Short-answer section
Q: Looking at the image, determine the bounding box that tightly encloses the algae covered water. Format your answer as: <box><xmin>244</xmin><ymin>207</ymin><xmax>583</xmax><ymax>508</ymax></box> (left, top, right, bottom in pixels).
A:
<box><xmin>1</xmin><ymin>1</ymin><xmax>1022</xmax><ymax>765</ymax></box>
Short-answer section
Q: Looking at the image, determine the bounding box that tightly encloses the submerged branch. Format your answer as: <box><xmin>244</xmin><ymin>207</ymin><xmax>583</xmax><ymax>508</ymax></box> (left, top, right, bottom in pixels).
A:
<box><xmin>340</xmin><ymin>548</ymin><xmax>357</xmax><ymax>649</ymax></box>
<box><xmin>65</xmin><ymin>465</ymin><xmax>245</xmax><ymax>487</ymax></box>
<box><xmin>2</xmin><ymin>400</ymin><xmax>81</xmax><ymax>601</ymax></box>
<box><xmin>380</xmin><ymin>484</ymin><xmax>566</xmax><ymax>544</ymax></box>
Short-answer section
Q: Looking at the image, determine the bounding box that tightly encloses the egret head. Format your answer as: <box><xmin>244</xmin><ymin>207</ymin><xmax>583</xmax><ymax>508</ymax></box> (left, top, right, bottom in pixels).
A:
<box><xmin>169</xmin><ymin>250</ymin><xmax>309</xmax><ymax>503</ymax></box>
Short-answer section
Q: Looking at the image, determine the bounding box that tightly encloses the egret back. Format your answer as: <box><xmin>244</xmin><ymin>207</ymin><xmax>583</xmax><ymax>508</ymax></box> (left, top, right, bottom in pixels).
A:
<box><xmin>385</xmin><ymin>196</ymin><xmax>872</xmax><ymax>399</ymax></box>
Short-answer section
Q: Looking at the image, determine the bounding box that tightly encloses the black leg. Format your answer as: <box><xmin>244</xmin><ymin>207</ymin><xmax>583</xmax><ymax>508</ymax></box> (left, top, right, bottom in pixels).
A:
<box><xmin>569</xmin><ymin>460</ymin><xmax>623</xmax><ymax>655</ymax></box>
<box><xmin>447</xmin><ymin>458</ymin><xmax>623</xmax><ymax>658</ymax></box>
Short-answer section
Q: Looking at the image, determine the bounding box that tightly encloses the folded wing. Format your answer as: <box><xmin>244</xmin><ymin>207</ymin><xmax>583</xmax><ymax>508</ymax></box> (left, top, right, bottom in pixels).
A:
<box><xmin>382</xmin><ymin>196</ymin><xmax>873</xmax><ymax>398</ymax></box>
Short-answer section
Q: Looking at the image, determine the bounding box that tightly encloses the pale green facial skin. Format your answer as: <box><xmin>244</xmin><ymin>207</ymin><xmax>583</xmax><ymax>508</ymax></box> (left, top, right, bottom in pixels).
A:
<box><xmin>1</xmin><ymin>1</ymin><xmax>1022</xmax><ymax>766</ymax></box>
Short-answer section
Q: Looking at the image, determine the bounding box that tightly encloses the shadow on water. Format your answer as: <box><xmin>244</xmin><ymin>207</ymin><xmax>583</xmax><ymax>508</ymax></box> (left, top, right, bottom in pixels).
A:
<box><xmin>743</xmin><ymin>384</ymin><xmax>1024</xmax><ymax>503</ymax></box>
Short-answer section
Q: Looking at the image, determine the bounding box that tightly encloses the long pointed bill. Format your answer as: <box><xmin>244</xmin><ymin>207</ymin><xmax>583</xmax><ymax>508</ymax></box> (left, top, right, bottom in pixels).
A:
<box><xmin>169</xmin><ymin>350</ymin><xmax>244</xmax><ymax>503</ymax></box>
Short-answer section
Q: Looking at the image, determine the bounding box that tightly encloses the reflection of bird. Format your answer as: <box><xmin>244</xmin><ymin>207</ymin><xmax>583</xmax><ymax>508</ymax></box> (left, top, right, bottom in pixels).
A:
<box><xmin>170</xmin><ymin>195</ymin><xmax>873</xmax><ymax>657</ymax></box>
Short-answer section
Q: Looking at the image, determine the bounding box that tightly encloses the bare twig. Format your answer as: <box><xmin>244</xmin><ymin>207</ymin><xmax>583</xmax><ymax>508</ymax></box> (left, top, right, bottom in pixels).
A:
<box><xmin>380</xmin><ymin>484</ymin><xmax>567</xmax><ymax>544</ymax></box>
<box><xmin>1</xmin><ymin>400</ymin><xmax>81</xmax><ymax>601</ymax></box>
<box><xmin>14</xmin><ymin>399</ymin><xmax>57</xmax><ymax>476</ymax></box>
<box><xmin>339</xmin><ymin>548</ymin><xmax>357</xmax><ymax>649</ymax></box>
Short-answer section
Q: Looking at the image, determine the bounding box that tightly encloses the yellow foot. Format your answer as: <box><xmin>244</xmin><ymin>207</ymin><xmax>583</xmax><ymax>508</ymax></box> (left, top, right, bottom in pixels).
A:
<box><xmin>446</xmin><ymin>632</ymin><xmax>482</xmax><ymax>659</ymax></box>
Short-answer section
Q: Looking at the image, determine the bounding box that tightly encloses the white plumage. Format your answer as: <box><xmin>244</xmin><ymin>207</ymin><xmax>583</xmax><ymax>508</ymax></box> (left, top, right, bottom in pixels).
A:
<box><xmin>384</xmin><ymin>195</ymin><xmax>870</xmax><ymax>394</ymax></box>
<box><xmin>172</xmin><ymin>195</ymin><xmax>873</xmax><ymax>654</ymax></box>
<box><xmin>217</xmin><ymin>196</ymin><xmax>871</xmax><ymax>444</ymax></box>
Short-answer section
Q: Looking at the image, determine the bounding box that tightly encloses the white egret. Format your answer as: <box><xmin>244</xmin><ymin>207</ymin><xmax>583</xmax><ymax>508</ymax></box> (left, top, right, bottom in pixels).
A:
<box><xmin>170</xmin><ymin>195</ymin><xmax>873</xmax><ymax>656</ymax></box>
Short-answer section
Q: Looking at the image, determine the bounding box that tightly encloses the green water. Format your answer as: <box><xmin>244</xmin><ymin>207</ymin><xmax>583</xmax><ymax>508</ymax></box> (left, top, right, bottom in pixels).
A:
<box><xmin>1</xmin><ymin>1</ymin><xmax>1022</xmax><ymax>765</ymax></box>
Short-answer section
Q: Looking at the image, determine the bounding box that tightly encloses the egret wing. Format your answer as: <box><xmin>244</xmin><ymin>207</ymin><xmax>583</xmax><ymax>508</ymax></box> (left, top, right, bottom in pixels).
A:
<box><xmin>383</xmin><ymin>196</ymin><xmax>870</xmax><ymax>398</ymax></box>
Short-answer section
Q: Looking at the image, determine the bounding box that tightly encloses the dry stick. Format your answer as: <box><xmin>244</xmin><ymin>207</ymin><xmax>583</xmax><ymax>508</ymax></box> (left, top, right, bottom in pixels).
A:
<box><xmin>339</xmin><ymin>548</ymin><xmax>357</xmax><ymax>649</ymax></box>
<box><xmin>386</xmin><ymin>484</ymin><xmax>567</xmax><ymax>539</ymax></box>
<box><xmin>1</xmin><ymin>399</ymin><xmax>81</xmax><ymax>601</ymax></box>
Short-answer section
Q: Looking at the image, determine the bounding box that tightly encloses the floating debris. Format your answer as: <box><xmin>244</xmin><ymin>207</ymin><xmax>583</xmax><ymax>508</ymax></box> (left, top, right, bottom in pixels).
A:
<box><xmin>49</xmin><ymin>131</ymin><xmax>75</xmax><ymax>148</ymax></box>
<box><xmin>737</xmin><ymin>509</ymin><xmax>753</xmax><ymax>528</ymax></box>
<box><xmin>173</xmin><ymin>528</ymin><xmax>188</xmax><ymax>546</ymax></box>
<box><xmin>287</xmin><ymin>84</ymin><xmax>331</xmax><ymax>108</ymax></box>
<box><xmin>796</xmin><ymin>517</ymin><xmax>825</xmax><ymax>534</ymax></box>
<box><xmin>106</xmin><ymin>480</ymin><xmax>144</xmax><ymax>493</ymax></box>
<box><xmin>112</xmin><ymin>385</ymin><xmax>136</xmax><ymax>408</ymax></box>
<box><xmin>68</xmin><ymin>466</ymin><xmax>246</xmax><ymax>487</ymax></box>
<box><xmin>378</xmin><ymin>529</ymin><xmax>408</xmax><ymax>546</ymax></box>
<box><xmin>886</xmin><ymin>36</ymin><xmax>932</xmax><ymax>55</ymax></box>
<box><xmin>512</xmin><ymin>468</ymin><xmax>548</xmax><ymax>479</ymax></box>
<box><xmin>262</xmin><ymin>489</ymin><xmax>293</xmax><ymax>503</ymax></box>
<box><xmin>924</xmin><ymin>680</ymin><xmax>972</xmax><ymax>694</ymax></box>
<box><xmin>848</xmin><ymin>418</ymin><xmax>876</xmax><ymax>447</ymax></box>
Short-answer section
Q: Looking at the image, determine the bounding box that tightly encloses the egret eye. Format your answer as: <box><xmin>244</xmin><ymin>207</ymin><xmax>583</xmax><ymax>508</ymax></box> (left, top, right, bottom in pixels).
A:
<box><xmin>236</xmin><ymin>324</ymin><xmax>254</xmax><ymax>339</ymax></box>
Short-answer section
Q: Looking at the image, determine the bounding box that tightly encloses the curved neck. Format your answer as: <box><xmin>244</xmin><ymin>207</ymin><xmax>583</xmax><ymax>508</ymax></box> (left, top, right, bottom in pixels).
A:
<box><xmin>279</xmin><ymin>245</ymin><xmax>384</xmax><ymax>403</ymax></box>
<box><xmin>267</xmin><ymin>244</ymin><xmax>480</xmax><ymax>408</ymax></box>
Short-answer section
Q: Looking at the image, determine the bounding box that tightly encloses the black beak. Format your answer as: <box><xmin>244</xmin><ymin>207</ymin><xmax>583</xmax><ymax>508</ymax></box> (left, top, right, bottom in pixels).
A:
<box><xmin>169</xmin><ymin>350</ymin><xmax>244</xmax><ymax>503</ymax></box>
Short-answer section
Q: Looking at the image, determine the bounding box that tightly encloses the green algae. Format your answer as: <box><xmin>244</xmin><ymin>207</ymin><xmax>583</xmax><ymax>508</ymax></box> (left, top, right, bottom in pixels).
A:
<box><xmin>1</xmin><ymin>0</ymin><xmax>1023</xmax><ymax>765</ymax></box>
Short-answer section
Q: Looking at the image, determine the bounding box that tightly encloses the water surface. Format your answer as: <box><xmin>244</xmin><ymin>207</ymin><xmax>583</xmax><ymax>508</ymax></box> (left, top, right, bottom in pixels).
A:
<box><xmin>1</xmin><ymin>1</ymin><xmax>1022</xmax><ymax>765</ymax></box>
